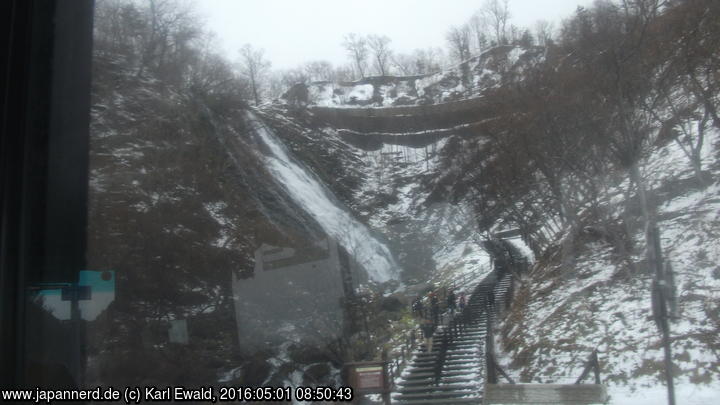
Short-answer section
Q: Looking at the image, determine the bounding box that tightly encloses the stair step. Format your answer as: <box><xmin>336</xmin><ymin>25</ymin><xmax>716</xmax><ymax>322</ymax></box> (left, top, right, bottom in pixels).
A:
<box><xmin>452</xmin><ymin>330</ymin><xmax>486</xmax><ymax>335</ymax></box>
<box><xmin>438</xmin><ymin>326</ymin><xmax>486</xmax><ymax>331</ymax></box>
<box><xmin>412</xmin><ymin>357</ymin><xmax>482</xmax><ymax>365</ymax></box>
<box><xmin>408</xmin><ymin>365</ymin><xmax>481</xmax><ymax>373</ymax></box>
<box><xmin>448</xmin><ymin>329</ymin><xmax>487</xmax><ymax>340</ymax></box>
<box><xmin>397</xmin><ymin>384</ymin><xmax>479</xmax><ymax>394</ymax></box>
<box><xmin>414</xmin><ymin>348</ymin><xmax>477</xmax><ymax>356</ymax></box>
<box><xmin>392</xmin><ymin>396</ymin><xmax>482</xmax><ymax>405</ymax></box>
<box><xmin>410</xmin><ymin>362</ymin><xmax>481</xmax><ymax>370</ymax></box>
<box><xmin>447</xmin><ymin>327</ymin><xmax>486</xmax><ymax>332</ymax></box>
<box><xmin>400</xmin><ymin>376</ymin><xmax>479</xmax><ymax>386</ymax></box>
<box><xmin>412</xmin><ymin>354</ymin><xmax>478</xmax><ymax>362</ymax></box>
<box><xmin>440</xmin><ymin>340</ymin><xmax>482</xmax><ymax>345</ymax></box>
<box><xmin>450</xmin><ymin>333</ymin><xmax>487</xmax><ymax>345</ymax></box>
<box><xmin>423</xmin><ymin>341</ymin><xmax>482</xmax><ymax>348</ymax></box>
<box><xmin>433</xmin><ymin>327</ymin><xmax>487</xmax><ymax>338</ymax></box>
<box><xmin>413</xmin><ymin>353</ymin><xmax>478</xmax><ymax>359</ymax></box>
<box><xmin>402</xmin><ymin>370</ymin><xmax>481</xmax><ymax>380</ymax></box>
<box><xmin>451</xmin><ymin>333</ymin><xmax>486</xmax><ymax>338</ymax></box>
<box><xmin>413</xmin><ymin>357</ymin><xmax>478</xmax><ymax>364</ymax></box>
<box><xmin>414</xmin><ymin>355</ymin><xmax>480</xmax><ymax>362</ymax></box>
<box><xmin>417</xmin><ymin>343</ymin><xmax>480</xmax><ymax>350</ymax></box>
<box><xmin>394</xmin><ymin>389</ymin><xmax>479</xmax><ymax>400</ymax></box>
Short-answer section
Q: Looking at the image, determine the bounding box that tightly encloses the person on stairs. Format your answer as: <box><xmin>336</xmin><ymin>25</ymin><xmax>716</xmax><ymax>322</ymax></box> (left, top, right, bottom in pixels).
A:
<box><xmin>421</xmin><ymin>317</ymin><xmax>435</xmax><ymax>353</ymax></box>
<box><xmin>446</xmin><ymin>289</ymin><xmax>457</xmax><ymax>314</ymax></box>
<box><xmin>412</xmin><ymin>296</ymin><xmax>424</xmax><ymax>318</ymax></box>
<box><xmin>457</xmin><ymin>292</ymin><xmax>468</xmax><ymax>333</ymax></box>
<box><xmin>429</xmin><ymin>291</ymin><xmax>440</xmax><ymax>324</ymax></box>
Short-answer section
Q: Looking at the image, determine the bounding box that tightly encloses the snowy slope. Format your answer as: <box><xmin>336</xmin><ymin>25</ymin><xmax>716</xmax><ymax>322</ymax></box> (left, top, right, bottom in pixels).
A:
<box><xmin>496</xmin><ymin>130</ymin><xmax>720</xmax><ymax>404</ymax></box>
<box><xmin>292</xmin><ymin>45</ymin><xmax>544</xmax><ymax>108</ymax></box>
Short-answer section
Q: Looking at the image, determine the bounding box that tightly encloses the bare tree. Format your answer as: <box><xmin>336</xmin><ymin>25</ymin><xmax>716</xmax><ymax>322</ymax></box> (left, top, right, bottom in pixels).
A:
<box><xmin>238</xmin><ymin>44</ymin><xmax>271</xmax><ymax>105</ymax></box>
<box><xmin>647</xmin><ymin>75</ymin><xmax>711</xmax><ymax>184</ymax></box>
<box><xmin>446</xmin><ymin>25</ymin><xmax>472</xmax><ymax>62</ymax></box>
<box><xmin>186</xmin><ymin>32</ymin><xmax>250</xmax><ymax>105</ymax></box>
<box><xmin>468</xmin><ymin>12</ymin><xmax>489</xmax><ymax>53</ymax></box>
<box><xmin>303</xmin><ymin>60</ymin><xmax>334</xmax><ymax>82</ymax></box>
<box><xmin>416</xmin><ymin>47</ymin><xmax>445</xmax><ymax>73</ymax></box>
<box><xmin>644</xmin><ymin>0</ymin><xmax>720</xmax><ymax>183</ymax></box>
<box><xmin>534</xmin><ymin>19</ymin><xmax>554</xmax><ymax>46</ymax></box>
<box><xmin>99</xmin><ymin>0</ymin><xmax>201</xmax><ymax>81</ymax></box>
<box><xmin>517</xmin><ymin>28</ymin><xmax>534</xmax><ymax>47</ymax></box>
<box><xmin>266</xmin><ymin>68</ymin><xmax>309</xmax><ymax>99</ymax></box>
<box><xmin>672</xmin><ymin>108</ymin><xmax>710</xmax><ymax>183</ymax></box>
<box><xmin>482</xmin><ymin>0</ymin><xmax>511</xmax><ymax>45</ymax></box>
<box><xmin>94</xmin><ymin>0</ymin><xmax>146</xmax><ymax>58</ymax></box>
<box><xmin>367</xmin><ymin>35</ymin><xmax>393</xmax><ymax>76</ymax></box>
<box><xmin>342</xmin><ymin>33</ymin><xmax>369</xmax><ymax>79</ymax></box>
<box><xmin>266</xmin><ymin>71</ymin><xmax>286</xmax><ymax>100</ymax></box>
<box><xmin>391</xmin><ymin>48</ymin><xmax>445</xmax><ymax>76</ymax></box>
<box><xmin>333</xmin><ymin>65</ymin><xmax>355</xmax><ymax>82</ymax></box>
<box><xmin>391</xmin><ymin>52</ymin><xmax>416</xmax><ymax>76</ymax></box>
<box><xmin>669</xmin><ymin>0</ymin><xmax>720</xmax><ymax>131</ymax></box>
<box><xmin>137</xmin><ymin>0</ymin><xmax>201</xmax><ymax>80</ymax></box>
<box><xmin>507</xmin><ymin>24</ymin><xmax>523</xmax><ymax>45</ymax></box>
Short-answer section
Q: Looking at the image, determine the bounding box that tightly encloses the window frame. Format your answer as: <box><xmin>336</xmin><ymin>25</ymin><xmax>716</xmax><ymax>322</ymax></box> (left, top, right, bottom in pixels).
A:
<box><xmin>0</xmin><ymin>0</ymin><xmax>94</xmax><ymax>387</ymax></box>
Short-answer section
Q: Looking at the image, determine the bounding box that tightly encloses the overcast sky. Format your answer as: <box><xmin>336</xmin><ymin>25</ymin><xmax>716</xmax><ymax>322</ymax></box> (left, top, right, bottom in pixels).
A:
<box><xmin>195</xmin><ymin>0</ymin><xmax>595</xmax><ymax>71</ymax></box>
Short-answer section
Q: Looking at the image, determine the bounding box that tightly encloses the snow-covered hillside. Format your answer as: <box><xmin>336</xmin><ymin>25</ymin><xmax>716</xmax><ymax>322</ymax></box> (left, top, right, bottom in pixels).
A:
<box><xmin>290</xmin><ymin>45</ymin><xmax>544</xmax><ymax>107</ymax></box>
<box><xmin>496</xmin><ymin>130</ymin><xmax>720</xmax><ymax>404</ymax></box>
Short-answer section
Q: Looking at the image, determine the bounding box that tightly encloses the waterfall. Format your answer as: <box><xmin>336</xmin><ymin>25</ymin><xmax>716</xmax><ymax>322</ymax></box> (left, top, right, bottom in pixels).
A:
<box><xmin>245</xmin><ymin>112</ymin><xmax>399</xmax><ymax>283</ymax></box>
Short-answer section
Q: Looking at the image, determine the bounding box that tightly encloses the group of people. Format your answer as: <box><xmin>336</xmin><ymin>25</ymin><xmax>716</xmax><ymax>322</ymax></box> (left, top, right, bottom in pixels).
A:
<box><xmin>411</xmin><ymin>288</ymin><xmax>467</xmax><ymax>352</ymax></box>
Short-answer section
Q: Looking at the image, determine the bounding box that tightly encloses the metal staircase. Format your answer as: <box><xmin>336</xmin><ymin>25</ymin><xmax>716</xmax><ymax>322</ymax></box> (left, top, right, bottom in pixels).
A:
<box><xmin>392</xmin><ymin>273</ymin><xmax>513</xmax><ymax>405</ymax></box>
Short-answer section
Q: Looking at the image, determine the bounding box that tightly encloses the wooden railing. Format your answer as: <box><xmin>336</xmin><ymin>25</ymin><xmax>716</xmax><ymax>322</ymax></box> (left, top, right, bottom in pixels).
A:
<box><xmin>386</xmin><ymin>326</ymin><xmax>420</xmax><ymax>388</ymax></box>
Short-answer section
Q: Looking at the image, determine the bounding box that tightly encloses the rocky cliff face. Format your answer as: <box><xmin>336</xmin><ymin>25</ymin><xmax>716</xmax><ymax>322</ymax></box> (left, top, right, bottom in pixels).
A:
<box><xmin>264</xmin><ymin>46</ymin><xmax>549</xmax><ymax>284</ymax></box>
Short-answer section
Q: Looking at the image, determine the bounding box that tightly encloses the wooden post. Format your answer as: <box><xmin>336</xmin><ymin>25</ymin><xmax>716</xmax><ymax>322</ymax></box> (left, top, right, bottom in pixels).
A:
<box><xmin>486</xmin><ymin>314</ymin><xmax>497</xmax><ymax>384</ymax></box>
<box><xmin>506</xmin><ymin>277</ymin><xmax>514</xmax><ymax>311</ymax></box>
<box><xmin>593</xmin><ymin>350</ymin><xmax>601</xmax><ymax>385</ymax></box>
<box><xmin>486</xmin><ymin>336</ymin><xmax>498</xmax><ymax>384</ymax></box>
<box><xmin>382</xmin><ymin>349</ymin><xmax>391</xmax><ymax>405</ymax></box>
<box><xmin>649</xmin><ymin>222</ymin><xmax>676</xmax><ymax>405</ymax></box>
<box><xmin>491</xmin><ymin>353</ymin><xmax>516</xmax><ymax>384</ymax></box>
